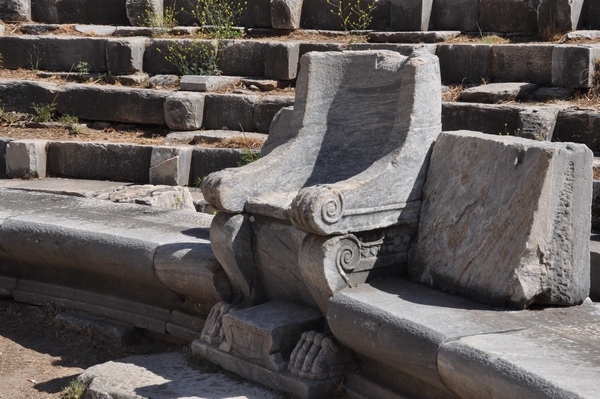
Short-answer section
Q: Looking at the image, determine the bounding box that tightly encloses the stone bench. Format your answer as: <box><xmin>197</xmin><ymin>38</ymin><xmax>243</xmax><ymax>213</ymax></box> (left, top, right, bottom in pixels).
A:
<box><xmin>0</xmin><ymin>188</ymin><xmax>230</xmax><ymax>340</ymax></box>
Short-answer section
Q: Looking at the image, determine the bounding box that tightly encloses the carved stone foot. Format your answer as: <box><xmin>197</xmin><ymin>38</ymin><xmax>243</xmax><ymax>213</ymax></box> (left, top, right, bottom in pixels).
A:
<box><xmin>200</xmin><ymin>301</ymin><xmax>234</xmax><ymax>345</ymax></box>
<box><xmin>288</xmin><ymin>331</ymin><xmax>356</xmax><ymax>380</ymax></box>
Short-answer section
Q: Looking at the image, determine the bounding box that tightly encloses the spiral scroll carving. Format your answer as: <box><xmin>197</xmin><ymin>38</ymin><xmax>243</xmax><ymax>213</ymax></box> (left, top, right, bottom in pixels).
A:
<box><xmin>321</xmin><ymin>190</ymin><xmax>344</xmax><ymax>224</ymax></box>
<box><xmin>335</xmin><ymin>236</ymin><xmax>360</xmax><ymax>273</ymax></box>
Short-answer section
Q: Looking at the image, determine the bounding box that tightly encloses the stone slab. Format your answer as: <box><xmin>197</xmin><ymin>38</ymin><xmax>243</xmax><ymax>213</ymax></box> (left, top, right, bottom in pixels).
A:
<box><xmin>74</xmin><ymin>24</ymin><xmax>117</xmax><ymax>35</ymax></box>
<box><xmin>190</xmin><ymin>147</ymin><xmax>252</xmax><ymax>182</ymax></box>
<box><xmin>410</xmin><ymin>130</ymin><xmax>592</xmax><ymax>309</ymax></box>
<box><xmin>477</xmin><ymin>0</ymin><xmax>538</xmax><ymax>33</ymax></box>
<box><xmin>590</xmin><ymin>236</ymin><xmax>600</xmax><ymax>301</ymax></box>
<box><xmin>253</xmin><ymin>95</ymin><xmax>295</xmax><ymax>133</ymax></box>
<box><xmin>554</xmin><ymin>108</ymin><xmax>600</xmax><ymax>154</ymax></box>
<box><xmin>0</xmin><ymin>0</ymin><xmax>30</xmax><ymax>21</ymax></box>
<box><xmin>94</xmin><ymin>185</ymin><xmax>196</xmax><ymax>211</ymax></box>
<box><xmin>55</xmin><ymin>310</ymin><xmax>142</xmax><ymax>346</ymax></box>
<box><xmin>491</xmin><ymin>45</ymin><xmax>553</xmax><ymax>85</ymax></box>
<box><xmin>264</xmin><ymin>41</ymin><xmax>300</xmax><ymax>80</ymax></box>
<box><xmin>532</xmin><ymin>86</ymin><xmax>572</xmax><ymax>101</ymax></box>
<box><xmin>0</xmin><ymin>137</ymin><xmax>14</xmax><ymax>178</ymax></box>
<box><xmin>537</xmin><ymin>0</ymin><xmax>584</xmax><ymax>34</ymax></box>
<box><xmin>438</xmin><ymin>302</ymin><xmax>600</xmax><ymax>399</ymax></box>
<box><xmin>218</xmin><ymin>40</ymin><xmax>268</xmax><ymax>77</ymax></box>
<box><xmin>6</xmin><ymin>139</ymin><xmax>47</xmax><ymax>179</ymax></box>
<box><xmin>203</xmin><ymin>93</ymin><xmax>258</xmax><ymax>132</ymax></box>
<box><xmin>436</xmin><ymin>44</ymin><xmax>492</xmax><ymax>84</ymax></box>
<box><xmin>55</xmin><ymin>0</ymin><xmax>129</xmax><ymax>25</ymax></box>
<box><xmin>80</xmin><ymin>352</ymin><xmax>285</xmax><ymax>399</ymax></box>
<box><xmin>459</xmin><ymin>82</ymin><xmax>537</xmax><ymax>103</ymax></box>
<box><xmin>271</xmin><ymin>0</ymin><xmax>302</xmax><ymax>30</ymax></box>
<box><xmin>164</xmin><ymin>92</ymin><xmax>205</xmax><ymax>131</ymax></box>
<box><xmin>0</xmin><ymin>177</ymin><xmax>131</xmax><ymax>198</ymax></box>
<box><xmin>180</xmin><ymin>76</ymin><xmax>241</xmax><ymax>92</ymax></box>
<box><xmin>566</xmin><ymin>30</ymin><xmax>600</xmax><ymax>41</ymax></box>
<box><xmin>47</xmin><ymin>141</ymin><xmax>152</xmax><ymax>183</ymax></box>
<box><xmin>430</xmin><ymin>0</ymin><xmax>478</xmax><ymax>31</ymax></box>
<box><xmin>368</xmin><ymin>31</ymin><xmax>460</xmax><ymax>43</ymax></box>
<box><xmin>552</xmin><ymin>45</ymin><xmax>600</xmax><ymax>88</ymax></box>
<box><xmin>191</xmin><ymin>130</ymin><xmax>267</xmax><ymax>144</ymax></box>
<box><xmin>390</xmin><ymin>0</ymin><xmax>432</xmax><ymax>31</ymax></box>
<box><xmin>106</xmin><ymin>37</ymin><xmax>147</xmax><ymax>75</ymax></box>
<box><xmin>150</xmin><ymin>146</ymin><xmax>193</xmax><ymax>186</ymax></box>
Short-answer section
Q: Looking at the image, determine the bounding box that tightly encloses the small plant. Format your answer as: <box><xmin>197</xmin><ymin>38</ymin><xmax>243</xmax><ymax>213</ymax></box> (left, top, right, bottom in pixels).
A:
<box><xmin>60</xmin><ymin>378</ymin><xmax>88</xmax><ymax>399</ymax></box>
<box><xmin>28</xmin><ymin>44</ymin><xmax>42</xmax><ymax>71</ymax></box>
<box><xmin>139</xmin><ymin>5</ymin><xmax>180</xmax><ymax>36</ymax></box>
<box><xmin>0</xmin><ymin>52</ymin><xmax>3</xmax><ymax>69</ymax></box>
<box><xmin>32</xmin><ymin>102</ymin><xmax>57</xmax><ymax>122</ymax></box>
<box><xmin>498</xmin><ymin>123</ymin><xmax>521</xmax><ymax>136</ymax></box>
<box><xmin>160</xmin><ymin>40</ymin><xmax>221</xmax><ymax>76</ymax></box>
<box><xmin>59</xmin><ymin>114</ymin><xmax>78</xmax><ymax>125</ymax></box>
<box><xmin>193</xmin><ymin>175</ymin><xmax>205</xmax><ymax>188</ymax></box>
<box><xmin>326</xmin><ymin>0</ymin><xmax>377</xmax><ymax>31</ymax></box>
<box><xmin>75</xmin><ymin>61</ymin><xmax>89</xmax><ymax>80</ymax></box>
<box><xmin>237</xmin><ymin>148</ymin><xmax>260</xmax><ymax>166</ymax></box>
<box><xmin>189</xmin><ymin>0</ymin><xmax>246</xmax><ymax>39</ymax></box>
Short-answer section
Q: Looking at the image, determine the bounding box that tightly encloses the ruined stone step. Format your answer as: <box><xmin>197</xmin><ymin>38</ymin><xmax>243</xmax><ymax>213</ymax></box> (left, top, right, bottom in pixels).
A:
<box><xmin>0</xmin><ymin>188</ymin><xmax>229</xmax><ymax>340</ymax></box>
<box><xmin>0</xmin><ymin>138</ymin><xmax>260</xmax><ymax>185</ymax></box>
<box><xmin>328</xmin><ymin>279</ymin><xmax>600</xmax><ymax>399</ymax></box>
<box><xmin>0</xmin><ymin>79</ymin><xmax>293</xmax><ymax>132</ymax></box>
<box><xmin>1</xmin><ymin>33</ymin><xmax>599</xmax><ymax>87</ymax></box>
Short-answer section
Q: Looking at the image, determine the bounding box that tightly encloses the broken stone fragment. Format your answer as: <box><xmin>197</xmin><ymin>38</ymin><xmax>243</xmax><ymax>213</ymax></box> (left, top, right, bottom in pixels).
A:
<box><xmin>410</xmin><ymin>130</ymin><xmax>592</xmax><ymax>309</ymax></box>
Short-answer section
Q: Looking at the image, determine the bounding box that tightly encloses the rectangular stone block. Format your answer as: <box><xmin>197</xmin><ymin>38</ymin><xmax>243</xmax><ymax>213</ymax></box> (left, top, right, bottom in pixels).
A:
<box><xmin>149</xmin><ymin>146</ymin><xmax>193</xmax><ymax>186</ymax></box>
<box><xmin>253</xmin><ymin>95</ymin><xmax>294</xmax><ymax>133</ymax></box>
<box><xmin>0</xmin><ymin>137</ymin><xmax>14</xmax><ymax>178</ymax></box>
<box><xmin>218</xmin><ymin>40</ymin><xmax>268</xmax><ymax>77</ymax></box>
<box><xmin>410</xmin><ymin>131</ymin><xmax>592</xmax><ymax>309</ymax></box>
<box><xmin>552</xmin><ymin>45</ymin><xmax>600</xmax><ymax>88</ymax></box>
<box><xmin>57</xmin><ymin>84</ymin><xmax>168</xmax><ymax>125</ymax></box>
<box><xmin>0</xmin><ymin>36</ymin><xmax>107</xmax><ymax>72</ymax></box>
<box><xmin>240</xmin><ymin>0</ymin><xmax>271</xmax><ymax>28</ymax></box>
<box><xmin>6</xmin><ymin>139</ymin><xmax>48</xmax><ymax>179</ymax></box>
<box><xmin>436</xmin><ymin>44</ymin><xmax>492</xmax><ymax>84</ymax></box>
<box><xmin>491</xmin><ymin>44</ymin><xmax>553</xmax><ymax>84</ymax></box>
<box><xmin>179</xmin><ymin>76</ymin><xmax>241</xmax><ymax>92</ymax></box>
<box><xmin>442</xmin><ymin>102</ymin><xmax>521</xmax><ymax>134</ymax></box>
<box><xmin>264</xmin><ymin>42</ymin><xmax>299</xmax><ymax>80</ymax></box>
<box><xmin>478</xmin><ymin>0</ymin><xmax>538</xmax><ymax>33</ymax></box>
<box><xmin>0</xmin><ymin>80</ymin><xmax>59</xmax><ymax>114</ymax></box>
<box><xmin>203</xmin><ymin>93</ymin><xmax>258</xmax><ymax>132</ymax></box>
<box><xmin>300</xmin><ymin>0</ymin><xmax>389</xmax><ymax>30</ymax></box>
<box><xmin>190</xmin><ymin>147</ymin><xmax>253</xmax><ymax>182</ymax></box>
<box><xmin>164</xmin><ymin>92</ymin><xmax>205</xmax><ymax>131</ymax></box>
<box><xmin>144</xmin><ymin>39</ymin><xmax>219</xmax><ymax>75</ymax></box>
<box><xmin>537</xmin><ymin>0</ymin><xmax>584</xmax><ymax>34</ymax></box>
<box><xmin>554</xmin><ymin>109</ymin><xmax>600</xmax><ymax>155</ymax></box>
<box><xmin>55</xmin><ymin>0</ymin><xmax>129</xmax><ymax>25</ymax></box>
<box><xmin>31</xmin><ymin>0</ymin><xmax>58</xmax><ymax>23</ymax></box>
<box><xmin>106</xmin><ymin>38</ymin><xmax>147</xmax><ymax>75</ymax></box>
<box><xmin>584</xmin><ymin>0</ymin><xmax>600</xmax><ymax>29</ymax></box>
<box><xmin>430</xmin><ymin>0</ymin><xmax>478</xmax><ymax>31</ymax></box>
<box><xmin>271</xmin><ymin>0</ymin><xmax>303</xmax><ymax>29</ymax></box>
<box><xmin>590</xmin><ymin>237</ymin><xmax>600</xmax><ymax>301</ymax></box>
<box><xmin>47</xmin><ymin>142</ymin><xmax>152</xmax><ymax>182</ymax></box>
<box><xmin>390</xmin><ymin>0</ymin><xmax>432</xmax><ymax>31</ymax></box>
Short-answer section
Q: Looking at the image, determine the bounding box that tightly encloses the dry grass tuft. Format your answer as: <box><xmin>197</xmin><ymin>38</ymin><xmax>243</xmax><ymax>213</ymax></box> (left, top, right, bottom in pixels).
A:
<box><xmin>442</xmin><ymin>85</ymin><xmax>465</xmax><ymax>102</ymax></box>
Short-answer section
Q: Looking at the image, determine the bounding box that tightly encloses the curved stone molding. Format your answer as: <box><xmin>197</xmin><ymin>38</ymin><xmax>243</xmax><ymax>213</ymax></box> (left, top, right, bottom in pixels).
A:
<box><xmin>202</xmin><ymin>49</ymin><xmax>442</xmax><ymax>235</ymax></box>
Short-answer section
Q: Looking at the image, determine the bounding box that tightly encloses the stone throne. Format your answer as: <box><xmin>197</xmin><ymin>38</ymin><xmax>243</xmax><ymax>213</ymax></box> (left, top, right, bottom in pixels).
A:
<box><xmin>196</xmin><ymin>49</ymin><xmax>442</xmax><ymax>398</ymax></box>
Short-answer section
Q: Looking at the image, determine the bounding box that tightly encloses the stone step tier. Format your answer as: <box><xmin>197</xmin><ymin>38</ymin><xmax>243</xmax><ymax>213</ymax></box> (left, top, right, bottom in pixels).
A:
<box><xmin>0</xmin><ymin>34</ymin><xmax>598</xmax><ymax>87</ymax></box>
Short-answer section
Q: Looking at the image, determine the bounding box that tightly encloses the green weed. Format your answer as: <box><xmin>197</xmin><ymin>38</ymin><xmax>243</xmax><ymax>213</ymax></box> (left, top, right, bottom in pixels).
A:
<box><xmin>139</xmin><ymin>5</ymin><xmax>180</xmax><ymax>36</ymax></box>
<box><xmin>160</xmin><ymin>40</ymin><xmax>221</xmax><ymax>75</ymax></box>
<box><xmin>75</xmin><ymin>61</ymin><xmax>89</xmax><ymax>80</ymax></box>
<box><xmin>237</xmin><ymin>148</ymin><xmax>260</xmax><ymax>166</ymax></box>
<box><xmin>28</xmin><ymin>44</ymin><xmax>42</xmax><ymax>71</ymax></box>
<box><xmin>32</xmin><ymin>102</ymin><xmax>57</xmax><ymax>122</ymax></box>
<box><xmin>60</xmin><ymin>378</ymin><xmax>87</xmax><ymax>399</ymax></box>
<box><xmin>326</xmin><ymin>0</ymin><xmax>376</xmax><ymax>31</ymax></box>
<box><xmin>189</xmin><ymin>0</ymin><xmax>246</xmax><ymax>39</ymax></box>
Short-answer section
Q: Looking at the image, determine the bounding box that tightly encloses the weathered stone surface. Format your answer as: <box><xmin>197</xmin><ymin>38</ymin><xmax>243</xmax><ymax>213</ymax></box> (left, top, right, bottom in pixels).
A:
<box><xmin>47</xmin><ymin>141</ymin><xmax>152</xmax><ymax>182</ymax></box>
<box><xmin>517</xmin><ymin>106</ymin><xmax>560</xmax><ymax>141</ymax></box>
<box><xmin>300</xmin><ymin>0</ymin><xmax>390</xmax><ymax>30</ymax></box>
<box><xmin>164</xmin><ymin>92</ymin><xmax>205</xmax><ymax>131</ymax></box>
<box><xmin>144</xmin><ymin>39</ymin><xmax>218</xmax><ymax>75</ymax></box>
<box><xmin>478</xmin><ymin>0</ymin><xmax>538</xmax><ymax>33</ymax></box>
<box><xmin>203</xmin><ymin>50</ymin><xmax>441</xmax><ymax>235</ymax></box>
<box><xmin>552</xmin><ymin>45</ymin><xmax>600</xmax><ymax>88</ymax></box>
<box><xmin>106</xmin><ymin>38</ymin><xmax>147</xmax><ymax>75</ymax></box>
<box><xmin>149</xmin><ymin>146</ymin><xmax>193</xmax><ymax>186</ymax></box>
<box><xmin>430</xmin><ymin>0</ymin><xmax>478</xmax><ymax>31</ymax></box>
<box><xmin>390</xmin><ymin>0</ymin><xmax>432</xmax><ymax>31</ymax></box>
<box><xmin>0</xmin><ymin>35</ymin><xmax>107</xmax><ymax>72</ymax></box>
<box><xmin>203</xmin><ymin>93</ymin><xmax>258</xmax><ymax>132</ymax></box>
<box><xmin>264</xmin><ymin>42</ymin><xmax>300</xmax><ymax>80</ymax></box>
<box><xmin>532</xmin><ymin>86</ymin><xmax>572</xmax><ymax>101</ymax></box>
<box><xmin>80</xmin><ymin>352</ymin><xmax>284</xmax><ymax>399</ymax></box>
<box><xmin>459</xmin><ymin>82</ymin><xmax>537</xmax><ymax>103</ymax></box>
<box><xmin>111</xmin><ymin>73</ymin><xmax>149</xmax><ymax>86</ymax></box>
<box><xmin>240</xmin><ymin>0</ymin><xmax>271</xmax><ymax>28</ymax></box>
<box><xmin>191</xmin><ymin>130</ymin><xmax>267</xmax><ymax>145</ymax></box>
<box><xmin>492</xmin><ymin>44</ymin><xmax>553</xmax><ymax>84</ymax></box>
<box><xmin>147</xmin><ymin>74</ymin><xmax>179</xmax><ymax>88</ymax></box>
<box><xmin>242</xmin><ymin>78</ymin><xmax>279</xmax><ymax>91</ymax></box>
<box><xmin>590</xmin><ymin>235</ymin><xmax>600</xmax><ymax>301</ymax></box>
<box><xmin>565</xmin><ymin>30</ymin><xmax>600</xmax><ymax>41</ymax></box>
<box><xmin>55</xmin><ymin>0</ymin><xmax>129</xmax><ymax>25</ymax></box>
<box><xmin>271</xmin><ymin>0</ymin><xmax>303</xmax><ymax>30</ymax></box>
<box><xmin>218</xmin><ymin>40</ymin><xmax>268</xmax><ymax>77</ymax></box>
<box><xmin>95</xmin><ymin>185</ymin><xmax>195</xmax><ymax>210</ymax></box>
<box><xmin>369</xmin><ymin>30</ymin><xmax>460</xmax><ymax>43</ymax></box>
<box><xmin>410</xmin><ymin>130</ymin><xmax>592</xmax><ymax>309</ymax></box>
<box><xmin>180</xmin><ymin>75</ymin><xmax>241</xmax><ymax>92</ymax></box>
<box><xmin>126</xmin><ymin>0</ymin><xmax>163</xmax><ymax>26</ymax></box>
<box><xmin>0</xmin><ymin>0</ymin><xmax>30</xmax><ymax>21</ymax></box>
<box><xmin>438</xmin><ymin>303</ymin><xmax>600</xmax><ymax>399</ymax></box>
<box><xmin>537</xmin><ymin>0</ymin><xmax>584</xmax><ymax>35</ymax></box>
<box><xmin>436</xmin><ymin>44</ymin><xmax>492</xmax><ymax>84</ymax></box>
<box><xmin>0</xmin><ymin>177</ymin><xmax>131</xmax><ymax>198</ymax></box>
<box><xmin>253</xmin><ymin>95</ymin><xmax>295</xmax><ymax>133</ymax></box>
<box><xmin>220</xmin><ymin>301</ymin><xmax>324</xmax><ymax>371</ymax></box>
<box><xmin>113</xmin><ymin>26</ymin><xmax>154</xmax><ymax>36</ymax></box>
<box><xmin>261</xmin><ymin>106</ymin><xmax>293</xmax><ymax>156</ymax></box>
<box><xmin>0</xmin><ymin>137</ymin><xmax>14</xmax><ymax>178</ymax></box>
<box><xmin>6</xmin><ymin>139</ymin><xmax>47</xmax><ymax>179</ymax></box>
<box><xmin>57</xmin><ymin>84</ymin><xmax>168</xmax><ymax>125</ymax></box>
<box><xmin>31</xmin><ymin>0</ymin><xmax>57</xmax><ymax>23</ymax></box>
<box><xmin>554</xmin><ymin>109</ymin><xmax>600</xmax><ymax>154</ymax></box>
<box><xmin>19</xmin><ymin>23</ymin><xmax>60</xmax><ymax>34</ymax></box>
<box><xmin>190</xmin><ymin>147</ymin><xmax>254</xmax><ymax>183</ymax></box>
<box><xmin>74</xmin><ymin>24</ymin><xmax>117</xmax><ymax>35</ymax></box>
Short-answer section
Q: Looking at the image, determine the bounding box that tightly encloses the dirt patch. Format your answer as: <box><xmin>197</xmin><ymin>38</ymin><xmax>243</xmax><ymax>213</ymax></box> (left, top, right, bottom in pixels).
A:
<box><xmin>0</xmin><ymin>299</ymin><xmax>184</xmax><ymax>399</ymax></box>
